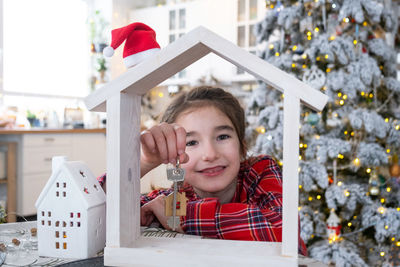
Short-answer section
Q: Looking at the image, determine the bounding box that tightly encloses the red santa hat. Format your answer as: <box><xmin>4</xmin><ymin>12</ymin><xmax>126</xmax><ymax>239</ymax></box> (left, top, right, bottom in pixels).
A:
<box><xmin>103</xmin><ymin>22</ymin><xmax>160</xmax><ymax>68</ymax></box>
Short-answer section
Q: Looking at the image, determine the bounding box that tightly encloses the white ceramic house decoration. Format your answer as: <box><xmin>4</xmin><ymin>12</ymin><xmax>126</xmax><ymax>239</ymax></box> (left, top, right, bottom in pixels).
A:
<box><xmin>35</xmin><ymin>156</ymin><xmax>106</xmax><ymax>259</ymax></box>
<box><xmin>85</xmin><ymin>26</ymin><xmax>328</xmax><ymax>266</ymax></box>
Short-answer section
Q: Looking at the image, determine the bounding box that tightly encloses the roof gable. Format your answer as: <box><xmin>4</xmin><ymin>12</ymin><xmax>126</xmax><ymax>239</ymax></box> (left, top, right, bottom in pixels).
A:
<box><xmin>35</xmin><ymin>161</ymin><xmax>105</xmax><ymax>210</ymax></box>
<box><xmin>85</xmin><ymin>26</ymin><xmax>328</xmax><ymax>112</ymax></box>
<box><xmin>63</xmin><ymin>161</ymin><xmax>106</xmax><ymax>209</ymax></box>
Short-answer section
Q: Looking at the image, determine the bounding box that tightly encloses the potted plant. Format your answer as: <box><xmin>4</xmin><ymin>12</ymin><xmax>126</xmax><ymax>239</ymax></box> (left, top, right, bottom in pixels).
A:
<box><xmin>0</xmin><ymin>205</ymin><xmax>6</xmax><ymax>223</ymax></box>
<box><xmin>88</xmin><ymin>10</ymin><xmax>109</xmax><ymax>53</ymax></box>
<box><xmin>96</xmin><ymin>56</ymin><xmax>107</xmax><ymax>83</ymax></box>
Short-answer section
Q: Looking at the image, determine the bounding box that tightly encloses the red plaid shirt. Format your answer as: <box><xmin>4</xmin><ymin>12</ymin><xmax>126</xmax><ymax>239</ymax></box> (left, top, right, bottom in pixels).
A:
<box><xmin>97</xmin><ymin>155</ymin><xmax>307</xmax><ymax>256</ymax></box>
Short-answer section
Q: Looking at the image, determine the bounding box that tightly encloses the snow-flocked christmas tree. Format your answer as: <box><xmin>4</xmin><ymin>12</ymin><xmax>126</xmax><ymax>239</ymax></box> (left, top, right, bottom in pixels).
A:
<box><xmin>248</xmin><ymin>0</ymin><xmax>400</xmax><ymax>266</ymax></box>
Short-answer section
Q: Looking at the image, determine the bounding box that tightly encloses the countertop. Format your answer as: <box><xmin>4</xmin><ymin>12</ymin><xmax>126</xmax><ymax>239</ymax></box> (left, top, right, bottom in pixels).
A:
<box><xmin>0</xmin><ymin>128</ymin><xmax>106</xmax><ymax>134</ymax></box>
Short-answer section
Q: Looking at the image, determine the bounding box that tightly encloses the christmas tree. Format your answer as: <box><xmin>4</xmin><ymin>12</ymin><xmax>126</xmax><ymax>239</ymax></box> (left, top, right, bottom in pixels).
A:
<box><xmin>248</xmin><ymin>0</ymin><xmax>400</xmax><ymax>266</ymax></box>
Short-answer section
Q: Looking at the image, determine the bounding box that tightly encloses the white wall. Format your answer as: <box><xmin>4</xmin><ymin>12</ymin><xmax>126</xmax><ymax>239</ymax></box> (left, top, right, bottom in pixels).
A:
<box><xmin>129</xmin><ymin>0</ymin><xmax>265</xmax><ymax>85</ymax></box>
<box><xmin>0</xmin><ymin>0</ymin><xmax>3</xmax><ymax>106</ymax></box>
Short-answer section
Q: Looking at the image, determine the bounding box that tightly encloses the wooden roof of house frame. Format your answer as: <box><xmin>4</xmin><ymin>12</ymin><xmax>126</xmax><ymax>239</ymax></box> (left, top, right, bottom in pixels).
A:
<box><xmin>85</xmin><ymin>26</ymin><xmax>328</xmax><ymax>267</ymax></box>
<box><xmin>85</xmin><ymin>26</ymin><xmax>327</xmax><ymax>112</ymax></box>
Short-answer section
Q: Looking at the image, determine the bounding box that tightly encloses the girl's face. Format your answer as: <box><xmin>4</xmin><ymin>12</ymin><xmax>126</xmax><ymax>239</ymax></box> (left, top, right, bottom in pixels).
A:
<box><xmin>175</xmin><ymin>106</ymin><xmax>241</xmax><ymax>197</ymax></box>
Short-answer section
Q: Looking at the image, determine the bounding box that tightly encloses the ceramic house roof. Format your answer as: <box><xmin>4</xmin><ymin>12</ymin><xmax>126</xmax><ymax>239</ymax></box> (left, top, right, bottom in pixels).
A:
<box><xmin>85</xmin><ymin>26</ymin><xmax>328</xmax><ymax>113</ymax></box>
<box><xmin>35</xmin><ymin>161</ymin><xmax>106</xmax><ymax>210</ymax></box>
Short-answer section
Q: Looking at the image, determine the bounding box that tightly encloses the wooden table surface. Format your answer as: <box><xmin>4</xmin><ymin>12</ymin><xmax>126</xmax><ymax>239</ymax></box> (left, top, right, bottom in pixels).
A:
<box><xmin>0</xmin><ymin>221</ymin><xmax>328</xmax><ymax>267</ymax></box>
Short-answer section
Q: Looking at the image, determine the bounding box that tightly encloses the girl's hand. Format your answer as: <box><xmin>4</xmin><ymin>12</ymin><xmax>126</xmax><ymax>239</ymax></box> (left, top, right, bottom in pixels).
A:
<box><xmin>140</xmin><ymin>122</ymin><xmax>189</xmax><ymax>177</ymax></box>
<box><xmin>140</xmin><ymin>195</ymin><xmax>184</xmax><ymax>233</ymax></box>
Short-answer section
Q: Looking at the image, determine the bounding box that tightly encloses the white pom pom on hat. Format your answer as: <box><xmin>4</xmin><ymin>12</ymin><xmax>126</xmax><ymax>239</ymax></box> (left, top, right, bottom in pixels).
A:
<box><xmin>103</xmin><ymin>46</ymin><xmax>115</xmax><ymax>57</ymax></box>
<box><xmin>103</xmin><ymin>22</ymin><xmax>160</xmax><ymax>68</ymax></box>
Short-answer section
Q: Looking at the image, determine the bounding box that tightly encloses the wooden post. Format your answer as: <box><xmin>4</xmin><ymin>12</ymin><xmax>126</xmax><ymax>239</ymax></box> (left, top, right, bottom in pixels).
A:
<box><xmin>6</xmin><ymin>142</ymin><xmax>17</xmax><ymax>222</ymax></box>
<box><xmin>106</xmin><ymin>92</ymin><xmax>141</xmax><ymax>248</ymax></box>
<box><xmin>282</xmin><ymin>93</ymin><xmax>300</xmax><ymax>257</ymax></box>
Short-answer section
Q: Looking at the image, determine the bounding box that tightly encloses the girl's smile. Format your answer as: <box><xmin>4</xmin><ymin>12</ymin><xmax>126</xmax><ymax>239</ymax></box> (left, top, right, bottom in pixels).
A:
<box><xmin>175</xmin><ymin>106</ymin><xmax>241</xmax><ymax>202</ymax></box>
<box><xmin>197</xmin><ymin>165</ymin><xmax>226</xmax><ymax>177</ymax></box>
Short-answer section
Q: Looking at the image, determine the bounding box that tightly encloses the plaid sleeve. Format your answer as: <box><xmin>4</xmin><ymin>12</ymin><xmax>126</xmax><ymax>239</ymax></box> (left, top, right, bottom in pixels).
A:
<box><xmin>181</xmin><ymin>155</ymin><xmax>307</xmax><ymax>256</ymax></box>
<box><xmin>97</xmin><ymin>173</ymin><xmax>173</xmax><ymax>207</ymax></box>
<box><xmin>97</xmin><ymin>173</ymin><xmax>106</xmax><ymax>187</ymax></box>
<box><xmin>182</xmin><ymin>199</ymin><xmax>282</xmax><ymax>241</ymax></box>
<box><xmin>141</xmin><ymin>188</ymin><xmax>173</xmax><ymax>206</ymax></box>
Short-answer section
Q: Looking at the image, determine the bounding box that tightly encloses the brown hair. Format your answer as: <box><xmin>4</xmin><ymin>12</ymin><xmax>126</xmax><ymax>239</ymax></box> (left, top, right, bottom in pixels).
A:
<box><xmin>161</xmin><ymin>86</ymin><xmax>247</xmax><ymax>158</ymax></box>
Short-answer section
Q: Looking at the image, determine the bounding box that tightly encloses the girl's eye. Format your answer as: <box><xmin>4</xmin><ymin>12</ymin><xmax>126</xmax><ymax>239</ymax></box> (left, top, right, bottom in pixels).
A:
<box><xmin>186</xmin><ymin>140</ymin><xmax>198</xmax><ymax>146</ymax></box>
<box><xmin>217</xmin><ymin>134</ymin><xmax>231</xmax><ymax>141</ymax></box>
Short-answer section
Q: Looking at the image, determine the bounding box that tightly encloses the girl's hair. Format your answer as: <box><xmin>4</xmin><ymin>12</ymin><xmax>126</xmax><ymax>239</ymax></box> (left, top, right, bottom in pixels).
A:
<box><xmin>161</xmin><ymin>86</ymin><xmax>247</xmax><ymax>158</ymax></box>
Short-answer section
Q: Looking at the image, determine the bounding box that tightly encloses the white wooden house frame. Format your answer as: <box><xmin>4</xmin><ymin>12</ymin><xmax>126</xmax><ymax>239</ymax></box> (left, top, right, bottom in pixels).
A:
<box><xmin>85</xmin><ymin>26</ymin><xmax>328</xmax><ymax>266</ymax></box>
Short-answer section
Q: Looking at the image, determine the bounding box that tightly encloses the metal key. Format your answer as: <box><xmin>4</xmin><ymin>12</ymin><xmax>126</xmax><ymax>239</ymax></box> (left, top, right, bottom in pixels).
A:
<box><xmin>166</xmin><ymin>158</ymin><xmax>185</xmax><ymax>231</ymax></box>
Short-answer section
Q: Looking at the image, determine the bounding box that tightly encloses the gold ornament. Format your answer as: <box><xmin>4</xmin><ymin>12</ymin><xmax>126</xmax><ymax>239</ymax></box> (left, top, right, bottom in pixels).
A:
<box><xmin>391</xmin><ymin>164</ymin><xmax>400</xmax><ymax>177</ymax></box>
<box><xmin>368</xmin><ymin>170</ymin><xmax>380</xmax><ymax>196</ymax></box>
<box><xmin>390</xmin><ymin>154</ymin><xmax>400</xmax><ymax>177</ymax></box>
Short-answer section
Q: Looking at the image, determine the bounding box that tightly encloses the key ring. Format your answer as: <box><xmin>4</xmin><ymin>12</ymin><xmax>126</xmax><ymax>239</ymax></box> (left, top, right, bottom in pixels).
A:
<box><xmin>172</xmin><ymin>158</ymin><xmax>182</xmax><ymax>176</ymax></box>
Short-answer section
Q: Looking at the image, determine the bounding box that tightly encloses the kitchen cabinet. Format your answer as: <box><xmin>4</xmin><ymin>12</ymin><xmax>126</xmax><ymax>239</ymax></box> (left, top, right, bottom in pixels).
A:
<box><xmin>0</xmin><ymin>142</ymin><xmax>17</xmax><ymax>222</ymax></box>
<box><xmin>0</xmin><ymin>129</ymin><xmax>106</xmax><ymax>216</ymax></box>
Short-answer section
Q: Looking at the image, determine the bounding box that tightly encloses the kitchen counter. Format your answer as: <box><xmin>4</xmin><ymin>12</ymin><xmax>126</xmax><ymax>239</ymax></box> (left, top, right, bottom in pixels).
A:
<box><xmin>0</xmin><ymin>128</ymin><xmax>106</xmax><ymax>134</ymax></box>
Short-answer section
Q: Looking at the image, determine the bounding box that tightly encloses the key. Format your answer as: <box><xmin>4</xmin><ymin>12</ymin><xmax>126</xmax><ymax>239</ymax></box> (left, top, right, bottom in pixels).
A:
<box><xmin>166</xmin><ymin>159</ymin><xmax>185</xmax><ymax>231</ymax></box>
<box><xmin>166</xmin><ymin>160</ymin><xmax>185</xmax><ymax>182</ymax></box>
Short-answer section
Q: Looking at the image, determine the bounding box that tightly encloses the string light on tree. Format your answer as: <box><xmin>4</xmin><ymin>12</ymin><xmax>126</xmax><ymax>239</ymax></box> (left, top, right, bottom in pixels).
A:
<box><xmin>378</xmin><ymin>207</ymin><xmax>386</xmax><ymax>214</ymax></box>
<box><xmin>256</xmin><ymin>126</ymin><xmax>266</xmax><ymax>134</ymax></box>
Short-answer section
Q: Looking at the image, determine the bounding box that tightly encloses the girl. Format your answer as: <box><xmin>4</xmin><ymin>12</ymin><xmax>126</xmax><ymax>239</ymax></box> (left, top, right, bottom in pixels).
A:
<box><xmin>98</xmin><ymin>86</ymin><xmax>307</xmax><ymax>255</ymax></box>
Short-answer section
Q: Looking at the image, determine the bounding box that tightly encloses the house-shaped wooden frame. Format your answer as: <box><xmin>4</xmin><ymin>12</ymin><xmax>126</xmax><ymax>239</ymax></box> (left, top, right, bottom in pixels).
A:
<box><xmin>85</xmin><ymin>26</ymin><xmax>328</xmax><ymax>266</ymax></box>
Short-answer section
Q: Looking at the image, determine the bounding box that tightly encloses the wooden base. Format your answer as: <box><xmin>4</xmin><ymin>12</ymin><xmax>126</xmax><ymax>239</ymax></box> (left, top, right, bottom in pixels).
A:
<box><xmin>104</xmin><ymin>239</ymin><xmax>297</xmax><ymax>267</ymax></box>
